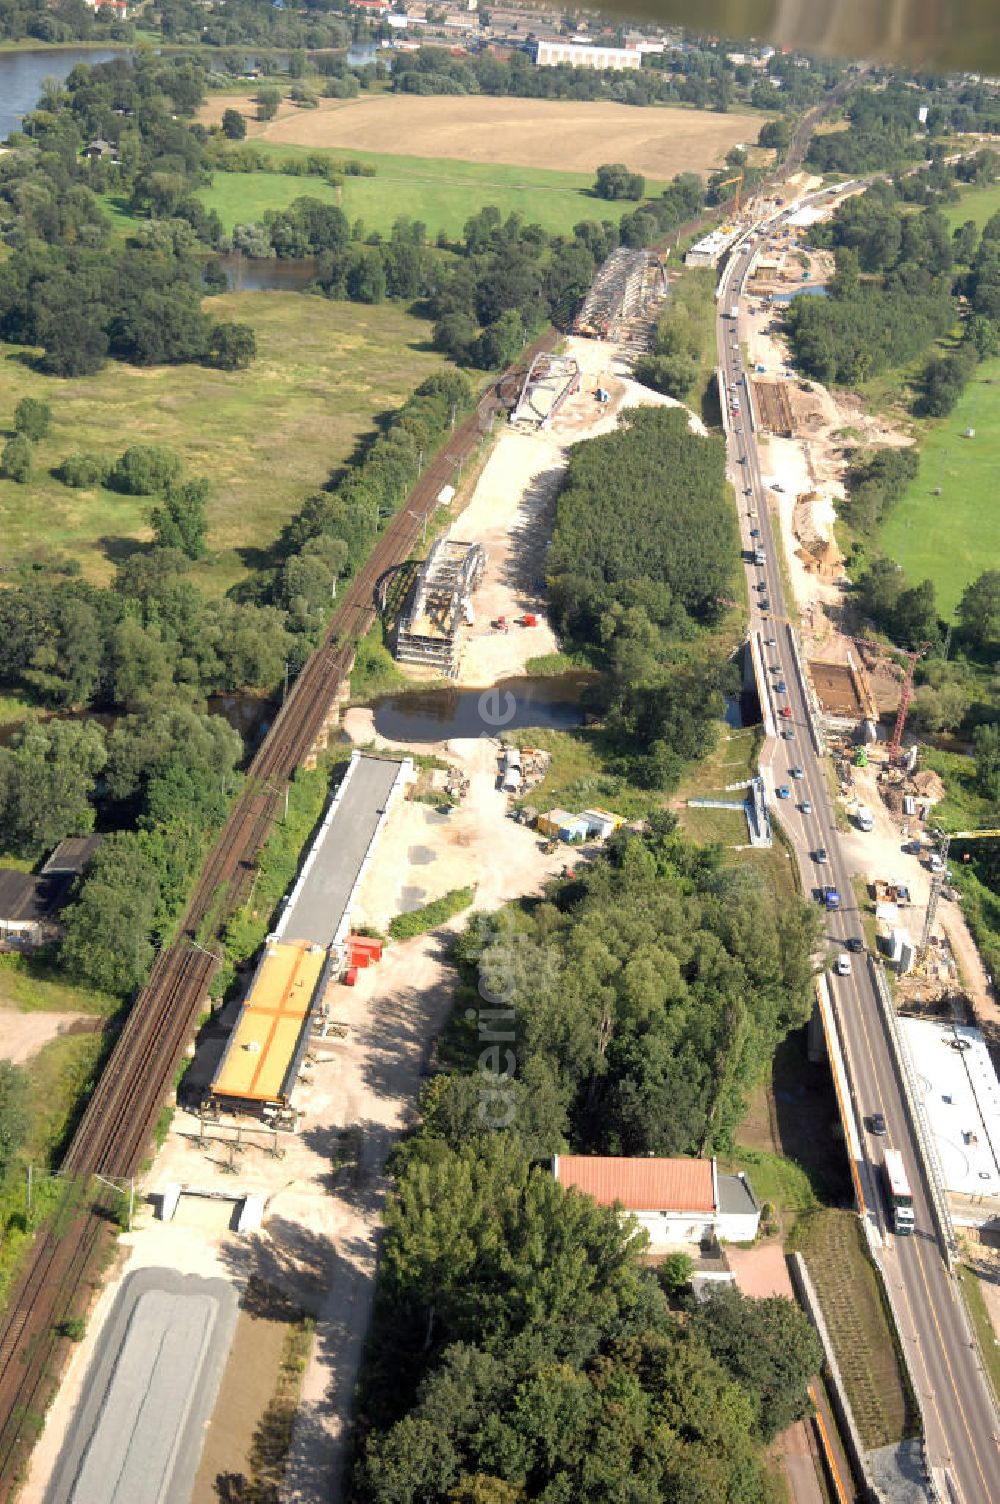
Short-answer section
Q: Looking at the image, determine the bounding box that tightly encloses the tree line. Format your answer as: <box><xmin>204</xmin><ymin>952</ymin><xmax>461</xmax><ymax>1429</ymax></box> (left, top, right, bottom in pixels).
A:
<box><xmin>546</xmin><ymin>406</ymin><xmax>738</xmax><ymax>789</ymax></box>
<box><xmin>348</xmin><ymin>820</ymin><xmax>822</xmax><ymax>1501</ymax></box>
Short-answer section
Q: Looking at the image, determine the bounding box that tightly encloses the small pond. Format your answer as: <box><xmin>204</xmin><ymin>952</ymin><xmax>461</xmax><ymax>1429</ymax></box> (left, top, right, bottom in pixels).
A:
<box><xmin>371</xmin><ymin>672</ymin><xmax>592</xmax><ymax>744</ymax></box>
<box><xmin>771</xmin><ymin>283</ymin><xmax>828</xmax><ymax>304</ymax></box>
<box><xmin>212</xmin><ymin>254</ymin><xmax>320</xmax><ymax>293</ymax></box>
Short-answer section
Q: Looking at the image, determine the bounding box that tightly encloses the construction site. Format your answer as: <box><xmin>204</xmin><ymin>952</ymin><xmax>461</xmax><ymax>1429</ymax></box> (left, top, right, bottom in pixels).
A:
<box><xmin>572</xmin><ymin>246</ymin><xmax>668</xmax><ymax>347</ymax></box>
<box><xmin>509</xmin><ymin>351</ymin><xmax>581</xmax><ymax>429</ymax></box>
<box><xmin>394</xmin><ymin>536</ymin><xmax>487</xmax><ymax>676</ymax></box>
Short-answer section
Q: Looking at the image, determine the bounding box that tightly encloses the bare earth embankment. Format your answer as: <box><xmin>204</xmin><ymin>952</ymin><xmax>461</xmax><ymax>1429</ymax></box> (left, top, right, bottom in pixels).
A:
<box><xmin>197</xmin><ymin>93</ymin><xmax>761</xmax><ymax>179</ymax></box>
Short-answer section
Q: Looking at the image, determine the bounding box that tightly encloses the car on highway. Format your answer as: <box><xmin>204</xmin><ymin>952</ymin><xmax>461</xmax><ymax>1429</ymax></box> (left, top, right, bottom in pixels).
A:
<box><xmin>776</xmin><ymin>785</ymin><xmax>791</xmax><ymax>799</ymax></box>
<box><xmin>744</xmin><ymin>487</ymin><xmax>753</xmax><ymax>497</ymax></box>
<box><xmin>771</xmin><ymin>482</ymin><xmax>783</xmax><ymax>492</ymax></box>
<box><xmin>780</xmin><ymin>706</ymin><xmax>792</xmax><ymax>718</ymax></box>
<box><xmin>790</xmin><ymin>765</ymin><xmax>803</xmax><ymax>778</ymax></box>
<box><xmin>765</xmin><ymin>636</ymin><xmax>776</xmax><ymax>647</ymax></box>
<box><xmin>834</xmin><ymin>953</ymin><xmax>851</xmax><ymax>977</ymax></box>
<box><xmin>760</xmin><ymin>597</ymin><xmax>771</xmax><ymax>611</ymax></box>
<box><xmin>847</xmin><ymin>937</ymin><xmax>864</xmax><ymax>953</ymax></box>
<box><xmin>869</xmin><ymin>1111</ymin><xmax>887</xmax><ymax>1136</ymax></box>
<box><xmin>780</xmin><ymin>729</ymin><xmax>794</xmax><ymax>740</ymax></box>
<box><xmin>771</xmin><ymin>663</ymin><xmax>782</xmax><ymax>674</ymax></box>
<box><xmin>814</xmin><ymin>846</ymin><xmax>828</xmax><ymax>863</ymax></box>
<box><xmin>750</xmin><ymin>527</ymin><xmax>760</xmax><ymax>537</ymax></box>
<box><xmin>776</xmin><ymin>680</ymin><xmax>787</xmax><ymax>693</ymax></box>
<box><xmin>799</xmin><ymin>799</ymin><xmax>812</xmax><ymax>813</ymax></box>
<box><xmin>735</xmin><ymin>425</ymin><xmax>744</xmax><ymax>434</ymax></box>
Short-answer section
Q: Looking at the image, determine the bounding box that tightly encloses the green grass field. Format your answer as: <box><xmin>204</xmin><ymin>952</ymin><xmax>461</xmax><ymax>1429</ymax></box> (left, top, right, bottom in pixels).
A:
<box><xmin>0</xmin><ymin>292</ymin><xmax>446</xmax><ymax>595</ymax></box>
<box><xmin>877</xmin><ymin>355</ymin><xmax>1000</xmax><ymax>615</ymax></box>
<box><xmin>943</xmin><ymin>179</ymin><xmax>1000</xmax><ymax>234</ymax></box>
<box><xmin>193</xmin><ymin>146</ymin><xmax>667</xmax><ymax>242</ymax></box>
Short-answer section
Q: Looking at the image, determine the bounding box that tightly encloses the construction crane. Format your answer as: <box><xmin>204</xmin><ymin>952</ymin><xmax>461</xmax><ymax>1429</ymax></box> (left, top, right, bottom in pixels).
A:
<box><xmin>850</xmin><ymin>636</ymin><xmax>929</xmax><ymax>763</ymax></box>
<box><xmin>888</xmin><ymin>646</ymin><xmax>928</xmax><ymax>764</ymax></box>
<box><xmin>716</xmin><ymin>169</ymin><xmax>746</xmax><ymax>213</ymax></box>
<box><xmin>918</xmin><ymin>826</ymin><xmax>1000</xmax><ymax>966</ymax></box>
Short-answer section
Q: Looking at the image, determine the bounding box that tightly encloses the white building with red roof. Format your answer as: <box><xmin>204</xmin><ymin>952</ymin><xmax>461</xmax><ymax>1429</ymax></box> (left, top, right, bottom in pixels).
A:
<box><xmin>552</xmin><ymin>1154</ymin><xmax>760</xmax><ymax>1249</ymax></box>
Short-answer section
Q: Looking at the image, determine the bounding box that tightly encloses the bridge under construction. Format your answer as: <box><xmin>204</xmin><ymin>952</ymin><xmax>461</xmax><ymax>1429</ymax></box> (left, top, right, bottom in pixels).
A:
<box><xmin>394</xmin><ymin>535</ymin><xmax>487</xmax><ymax>674</ymax></box>
<box><xmin>573</xmin><ymin>248</ymin><xmax>668</xmax><ymax>342</ymax></box>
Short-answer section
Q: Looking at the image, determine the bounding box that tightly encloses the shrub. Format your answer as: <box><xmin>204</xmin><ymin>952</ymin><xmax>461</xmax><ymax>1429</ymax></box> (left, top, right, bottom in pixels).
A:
<box><xmin>387</xmin><ymin>886</ymin><xmax>475</xmax><ymax>941</ymax></box>
<box><xmin>56</xmin><ymin>452</ymin><xmax>108</xmax><ymax>488</ymax></box>
<box><xmin>14</xmin><ymin>397</ymin><xmax>51</xmax><ymax>441</ymax></box>
<box><xmin>0</xmin><ymin>434</ymin><xmax>32</xmax><ymax>483</ymax></box>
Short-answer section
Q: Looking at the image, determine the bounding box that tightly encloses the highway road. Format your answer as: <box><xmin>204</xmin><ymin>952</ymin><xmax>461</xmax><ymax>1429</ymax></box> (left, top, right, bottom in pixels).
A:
<box><xmin>717</xmin><ymin>215</ymin><xmax>1000</xmax><ymax>1503</ymax></box>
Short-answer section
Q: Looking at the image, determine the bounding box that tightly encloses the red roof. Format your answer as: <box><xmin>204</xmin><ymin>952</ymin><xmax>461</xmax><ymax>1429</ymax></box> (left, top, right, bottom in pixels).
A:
<box><xmin>554</xmin><ymin>1155</ymin><xmax>715</xmax><ymax>1213</ymax></box>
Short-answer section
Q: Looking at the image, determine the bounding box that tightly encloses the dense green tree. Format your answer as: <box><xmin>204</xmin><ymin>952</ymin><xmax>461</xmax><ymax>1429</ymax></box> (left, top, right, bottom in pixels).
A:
<box><xmin>206</xmin><ymin>321</ymin><xmax>256</xmax><ymax>370</ymax></box>
<box><xmin>59</xmin><ymin>832</ymin><xmax>160</xmax><ymax>996</ymax></box>
<box><xmin>973</xmin><ymin>723</ymin><xmax>1000</xmax><ymax>804</ymax></box>
<box><xmin>256</xmin><ymin>85</ymin><xmax>281</xmax><ymax>122</ymax></box>
<box><xmin>0</xmin><ymin>718</ymin><xmax>106</xmax><ymax>858</ymax></box>
<box><xmin>108</xmin><ymin>444</ymin><xmax>183</xmax><ymax>496</ymax></box>
<box><xmin>14</xmin><ymin>396</ymin><xmax>51</xmax><ymax>440</ymax></box>
<box><xmin>594</xmin><ymin>162</ymin><xmax>645</xmax><ymax>201</ymax></box>
<box><xmin>957</xmin><ymin>570</ymin><xmax>1000</xmax><ymax>655</ymax></box>
<box><xmin>690</xmin><ymin>1286</ymin><xmax>822</xmax><ymax>1442</ymax></box>
<box><xmin>150</xmin><ymin>477</ymin><xmax>209</xmax><ymax>558</ymax></box>
<box><xmin>221</xmin><ymin>107</ymin><xmax>246</xmax><ymax>140</ymax></box>
<box><xmin>0</xmin><ymin>1062</ymin><xmax>29</xmax><ymax>1187</ymax></box>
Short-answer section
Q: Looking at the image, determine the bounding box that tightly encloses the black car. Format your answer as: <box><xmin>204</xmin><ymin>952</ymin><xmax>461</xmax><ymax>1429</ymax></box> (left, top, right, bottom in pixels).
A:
<box><xmin>814</xmin><ymin>847</ymin><xmax>828</xmax><ymax>863</ymax></box>
<box><xmin>870</xmin><ymin>1111</ymin><xmax>887</xmax><ymax>1136</ymax></box>
<box><xmin>847</xmin><ymin>937</ymin><xmax>864</xmax><ymax>953</ymax></box>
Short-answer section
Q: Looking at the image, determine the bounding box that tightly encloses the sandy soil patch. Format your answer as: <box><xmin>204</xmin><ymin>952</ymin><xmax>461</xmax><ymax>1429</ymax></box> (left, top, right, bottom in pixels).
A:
<box><xmin>0</xmin><ymin>1006</ymin><xmax>93</xmax><ymax>1066</ymax></box>
<box><xmin>353</xmin><ymin>736</ymin><xmax>563</xmax><ymax>933</ymax></box>
<box><xmin>199</xmin><ymin>93</ymin><xmax>762</xmax><ymax>179</ymax></box>
<box><xmin>727</xmin><ymin>1240</ymin><xmax>796</xmax><ymax>1299</ymax></box>
<box><xmin>444</xmin><ymin>332</ymin><xmax>704</xmax><ymax>688</ymax></box>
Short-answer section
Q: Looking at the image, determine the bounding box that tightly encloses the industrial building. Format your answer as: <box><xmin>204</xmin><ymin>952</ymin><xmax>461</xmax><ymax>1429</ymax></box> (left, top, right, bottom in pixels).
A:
<box><xmin>898</xmin><ymin>1018</ymin><xmax>1000</xmax><ymax>1226</ymax></box>
<box><xmin>553</xmin><ymin>1155</ymin><xmax>760</xmax><ymax>1249</ymax></box>
<box><xmin>684</xmin><ymin>226</ymin><xmax>743</xmax><ymax>269</ymax></box>
<box><xmin>395</xmin><ymin>534</ymin><xmax>487</xmax><ymax>675</ymax></box>
<box><xmin>206</xmin><ymin>753</ymin><xmax>412</xmax><ymax>1122</ymax></box>
<box><xmin>533</xmin><ymin>39</ymin><xmax>643</xmax><ymax>69</ymax></box>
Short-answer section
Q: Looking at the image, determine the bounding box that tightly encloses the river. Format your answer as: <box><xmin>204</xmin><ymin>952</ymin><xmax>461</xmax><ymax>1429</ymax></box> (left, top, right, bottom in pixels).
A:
<box><xmin>370</xmin><ymin>673</ymin><xmax>591</xmax><ymax>744</ymax></box>
<box><xmin>0</xmin><ymin>47</ymin><xmax>126</xmax><ymax>140</ymax></box>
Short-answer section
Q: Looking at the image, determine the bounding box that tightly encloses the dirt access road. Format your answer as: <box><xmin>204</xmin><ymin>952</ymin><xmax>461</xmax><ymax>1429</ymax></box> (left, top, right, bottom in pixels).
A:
<box><xmin>197</xmin><ymin>93</ymin><xmax>762</xmax><ymax>180</ymax></box>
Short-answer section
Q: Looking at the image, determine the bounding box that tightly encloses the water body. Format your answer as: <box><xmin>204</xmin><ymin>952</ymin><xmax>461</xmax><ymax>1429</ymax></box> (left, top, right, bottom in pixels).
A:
<box><xmin>371</xmin><ymin>672</ymin><xmax>591</xmax><ymax>743</ymax></box>
<box><xmin>214</xmin><ymin>253</ymin><xmax>320</xmax><ymax>293</ymax></box>
<box><xmin>771</xmin><ymin>284</ymin><xmax>829</xmax><ymax>305</ymax></box>
<box><xmin>0</xmin><ymin>47</ymin><xmax>125</xmax><ymax>140</ymax></box>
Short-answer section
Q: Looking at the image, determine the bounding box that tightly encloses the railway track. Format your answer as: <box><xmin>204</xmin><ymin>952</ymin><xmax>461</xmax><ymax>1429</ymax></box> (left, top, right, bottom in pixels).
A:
<box><xmin>0</xmin><ymin>333</ymin><xmax>557</xmax><ymax>1497</ymax></box>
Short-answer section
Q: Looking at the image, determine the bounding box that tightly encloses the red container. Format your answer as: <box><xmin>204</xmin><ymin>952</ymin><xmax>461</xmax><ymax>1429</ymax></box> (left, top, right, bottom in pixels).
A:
<box><xmin>344</xmin><ymin>966</ymin><xmax>358</xmax><ymax>987</ymax></box>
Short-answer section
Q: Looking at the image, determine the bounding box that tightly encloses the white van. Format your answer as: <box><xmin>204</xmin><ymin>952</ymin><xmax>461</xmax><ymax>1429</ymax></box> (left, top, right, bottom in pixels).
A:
<box><xmin>835</xmin><ymin>954</ymin><xmax>851</xmax><ymax>977</ymax></box>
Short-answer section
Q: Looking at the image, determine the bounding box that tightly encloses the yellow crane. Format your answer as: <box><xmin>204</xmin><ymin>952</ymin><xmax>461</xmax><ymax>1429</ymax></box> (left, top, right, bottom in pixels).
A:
<box><xmin>716</xmin><ymin>168</ymin><xmax>745</xmax><ymax>213</ymax></box>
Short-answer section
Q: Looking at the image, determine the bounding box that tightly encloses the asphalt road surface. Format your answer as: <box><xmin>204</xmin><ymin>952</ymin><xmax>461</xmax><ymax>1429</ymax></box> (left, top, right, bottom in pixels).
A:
<box><xmin>717</xmin><ymin>212</ymin><xmax>1000</xmax><ymax>1503</ymax></box>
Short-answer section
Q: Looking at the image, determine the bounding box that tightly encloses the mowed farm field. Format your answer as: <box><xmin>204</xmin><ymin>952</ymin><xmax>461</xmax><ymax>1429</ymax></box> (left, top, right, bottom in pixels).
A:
<box><xmin>196</xmin><ymin>150</ymin><xmax>660</xmax><ymax>240</ymax></box>
<box><xmin>197</xmin><ymin>92</ymin><xmax>762</xmax><ymax>179</ymax></box>
<box><xmin>0</xmin><ymin>293</ymin><xmax>445</xmax><ymax>594</ymax></box>
<box><xmin>878</xmin><ymin>356</ymin><xmax>1000</xmax><ymax>616</ymax></box>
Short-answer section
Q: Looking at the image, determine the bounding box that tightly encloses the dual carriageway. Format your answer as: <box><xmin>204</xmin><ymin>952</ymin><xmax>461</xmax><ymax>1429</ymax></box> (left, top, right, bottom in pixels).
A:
<box><xmin>719</xmin><ymin>206</ymin><xmax>1000</xmax><ymax>1503</ymax></box>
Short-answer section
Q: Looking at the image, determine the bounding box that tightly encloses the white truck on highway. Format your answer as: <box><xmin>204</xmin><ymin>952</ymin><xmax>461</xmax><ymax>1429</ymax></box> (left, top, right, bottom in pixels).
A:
<box><xmin>729</xmin><ymin>304</ymin><xmax>739</xmax><ymax>320</ymax></box>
